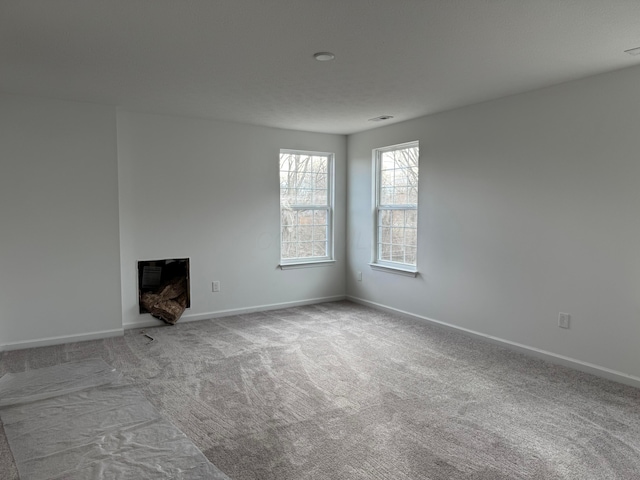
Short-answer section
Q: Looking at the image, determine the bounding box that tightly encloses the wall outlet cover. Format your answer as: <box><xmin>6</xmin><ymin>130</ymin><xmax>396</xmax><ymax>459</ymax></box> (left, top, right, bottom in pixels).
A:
<box><xmin>558</xmin><ymin>312</ymin><xmax>570</xmax><ymax>329</ymax></box>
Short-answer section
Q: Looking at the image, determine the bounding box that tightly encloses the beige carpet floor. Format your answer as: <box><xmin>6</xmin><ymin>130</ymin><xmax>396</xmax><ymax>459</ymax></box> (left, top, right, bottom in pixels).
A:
<box><xmin>1</xmin><ymin>301</ymin><xmax>639</xmax><ymax>479</ymax></box>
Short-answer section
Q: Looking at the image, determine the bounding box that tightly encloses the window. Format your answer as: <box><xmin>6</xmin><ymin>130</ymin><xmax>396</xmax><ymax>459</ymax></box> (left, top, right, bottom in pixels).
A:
<box><xmin>279</xmin><ymin>150</ymin><xmax>334</xmax><ymax>266</ymax></box>
<box><xmin>373</xmin><ymin>142</ymin><xmax>419</xmax><ymax>273</ymax></box>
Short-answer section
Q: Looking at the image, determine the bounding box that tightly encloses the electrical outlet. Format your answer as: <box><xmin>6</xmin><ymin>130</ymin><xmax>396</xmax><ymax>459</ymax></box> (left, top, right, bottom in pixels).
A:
<box><xmin>212</xmin><ymin>281</ymin><xmax>220</xmax><ymax>293</ymax></box>
<box><xmin>357</xmin><ymin>271</ymin><xmax>362</xmax><ymax>281</ymax></box>
<box><xmin>558</xmin><ymin>312</ymin><xmax>570</xmax><ymax>329</ymax></box>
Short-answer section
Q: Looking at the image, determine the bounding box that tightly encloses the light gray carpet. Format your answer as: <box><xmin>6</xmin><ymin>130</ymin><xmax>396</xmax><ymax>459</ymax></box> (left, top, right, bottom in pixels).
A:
<box><xmin>1</xmin><ymin>301</ymin><xmax>639</xmax><ymax>479</ymax></box>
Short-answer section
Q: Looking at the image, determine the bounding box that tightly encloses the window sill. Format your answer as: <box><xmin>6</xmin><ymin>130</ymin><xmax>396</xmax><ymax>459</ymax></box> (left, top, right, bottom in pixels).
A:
<box><xmin>279</xmin><ymin>260</ymin><xmax>336</xmax><ymax>270</ymax></box>
<box><xmin>369</xmin><ymin>263</ymin><xmax>418</xmax><ymax>277</ymax></box>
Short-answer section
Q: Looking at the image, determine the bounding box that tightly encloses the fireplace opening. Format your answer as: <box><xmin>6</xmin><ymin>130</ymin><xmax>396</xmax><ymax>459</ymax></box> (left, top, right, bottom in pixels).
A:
<box><xmin>137</xmin><ymin>258</ymin><xmax>190</xmax><ymax>324</ymax></box>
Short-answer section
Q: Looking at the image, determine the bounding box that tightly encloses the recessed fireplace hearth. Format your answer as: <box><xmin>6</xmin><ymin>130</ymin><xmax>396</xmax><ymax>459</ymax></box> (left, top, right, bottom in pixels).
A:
<box><xmin>137</xmin><ymin>258</ymin><xmax>190</xmax><ymax>324</ymax></box>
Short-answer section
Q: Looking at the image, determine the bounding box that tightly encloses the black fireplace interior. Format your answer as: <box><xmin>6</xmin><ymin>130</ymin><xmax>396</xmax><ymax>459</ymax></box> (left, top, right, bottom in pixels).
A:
<box><xmin>137</xmin><ymin>258</ymin><xmax>190</xmax><ymax>314</ymax></box>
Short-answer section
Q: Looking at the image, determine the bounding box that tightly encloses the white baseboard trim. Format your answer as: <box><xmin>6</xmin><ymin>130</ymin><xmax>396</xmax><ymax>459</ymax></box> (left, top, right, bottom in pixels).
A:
<box><xmin>1</xmin><ymin>328</ymin><xmax>124</xmax><ymax>353</ymax></box>
<box><xmin>347</xmin><ymin>295</ymin><xmax>640</xmax><ymax>390</ymax></box>
<box><xmin>123</xmin><ymin>295</ymin><xmax>348</xmax><ymax>330</ymax></box>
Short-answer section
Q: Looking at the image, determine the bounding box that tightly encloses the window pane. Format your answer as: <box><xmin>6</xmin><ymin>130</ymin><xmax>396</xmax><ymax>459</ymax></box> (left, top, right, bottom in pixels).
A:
<box><xmin>380</xmin><ymin>243</ymin><xmax>391</xmax><ymax>261</ymax></box>
<box><xmin>407</xmin><ymin>186</ymin><xmax>418</xmax><ymax>205</ymax></box>
<box><xmin>295</xmin><ymin>155</ymin><xmax>310</xmax><ymax>173</ymax></box>
<box><xmin>282</xmin><ymin>226</ymin><xmax>297</xmax><ymax>244</ymax></box>
<box><xmin>280</xmin><ymin>171</ymin><xmax>290</xmax><ymax>188</ymax></box>
<box><xmin>381</xmin><ymin>170</ymin><xmax>393</xmax><ymax>187</ymax></box>
<box><xmin>298</xmin><ymin>225</ymin><xmax>312</xmax><ymax>242</ymax></box>
<box><xmin>395</xmin><ymin>168</ymin><xmax>409</xmax><ymax>187</ymax></box>
<box><xmin>279</xmin><ymin>154</ymin><xmax>293</xmax><ymax>171</ymax></box>
<box><xmin>297</xmin><ymin>171</ymin><xmax>312</xmax><ymax>189</ymax></box>
<box><xmin>391</xmin><ymin>245</ymin><xmax>405</xmax><ymax>263</ymax></box>
<box><xmin>296</xmin><ymin>242</ymin><xmax>311</xmax><ymax>258</ymax></box>
<box><xmin>392</xmin><ymin>210</ymin><xmax>405</xmax><ymax>226</ymax></box>
<box><xmin>296</xmin><ymin>189</ymin><xmax>313</xmax><ymax>205</ymax></box>
<box><xmin>313</xmin><ymin>242</ymin><xmax>326</xmax><ymax>257</ymax></box>
<box><xmin>380</xmin><ymin>187</ymin><xmax>394</xmax><ymax>205</ymax></box>
<box><xmin>393</xmin><ymin>186</ymin><xmax>409</xmax><ymax>205</ymax></box>
<box><xmin>314</xmin><ymin>157</ymin><xmax>327</xmax><ymax>173</ymax></box>
<box><xmin>379</xmin><ymin>227</ymin><xmax>391</xmax><ymax>243</ymax></box>
<box><xmin>406</xmin><ymin>210</ymin><xmax>417</xmax><ymax>228</ymax></box>
<box><xmin>313</xmin><ymin>189</ymin><xmax>327</xmax><ymax>205</ymax></box>
<box><xmin>316</xmin><ymin>173</ymin><xmax>327</xmax><ymax>189</ymax></box>
<box><xmin>282</xmin><ymin>242</ymin><xmax>297</xmax><ymax>259</ymax></box>
<box><xmin>298</xmin><ymin>209</ymin><xmax>313</xmax><ymax>222</ymax></box>
<box><xmin>313</xmin><ymin>210</ymin><xmax>327</xmax><ymax>225</ymax></box>
<box><xmin>407</xmin><ymin>168</ymin><xmax>418</xmax><ymax>188</ymax></box>
<box><xmin>379</xmin><ymin>209</ymin><xmax>392</xmax><ymax>226</ymax></box>
<box><xmin>406</xmin><ymin>227</ymin><xmax>417</xmax><ymax>246</ymax></box>
<box><xmin>313</xmin><ymin>226</ymin><xmax>327</xmax><ymax>242</ymax></box>
<box><xmin>391</xmin><ymin>227</ymin><xmax>404</xmax><ymax>244</ymax></box>
<box><xmin>405</xmin><ymin>246</ymin><xmax>417</xmax><ymax>264</ymax></box>
<box><xmin>381</xmin><ymin>153</ymin><xmax>395</xmax><ymax>171</ymax></box>
<box><xmin>281</xmin><ymin>209</ymin><xmax>295</xmax><ymax>227</ymax></box>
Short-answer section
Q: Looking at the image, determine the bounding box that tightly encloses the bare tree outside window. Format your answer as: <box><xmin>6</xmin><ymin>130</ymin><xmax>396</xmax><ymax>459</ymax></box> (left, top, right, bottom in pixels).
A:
<box><xmin>280</xmin><ymin>150</ymin><xmax>333</xmax><ymax>263</ymax></box>
<box><xmin>375</xmin><ymin>142</ymin><xmax>419</xmax><ymax>268</ymax></box>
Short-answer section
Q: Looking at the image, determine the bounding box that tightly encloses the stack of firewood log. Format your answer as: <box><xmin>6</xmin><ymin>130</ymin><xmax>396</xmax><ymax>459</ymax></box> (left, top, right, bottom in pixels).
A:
<box><xmin>140</xmin><ymin>276</ymin><xmax>188</xmax><ymax>325</ymax></box>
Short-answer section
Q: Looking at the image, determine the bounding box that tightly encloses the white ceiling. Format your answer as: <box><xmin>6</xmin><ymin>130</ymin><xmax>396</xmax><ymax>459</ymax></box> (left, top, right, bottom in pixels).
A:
<box><xmin>2</xmin><ymin>0</ymin><xmax>640</xmax><ymax>134</ymax></box>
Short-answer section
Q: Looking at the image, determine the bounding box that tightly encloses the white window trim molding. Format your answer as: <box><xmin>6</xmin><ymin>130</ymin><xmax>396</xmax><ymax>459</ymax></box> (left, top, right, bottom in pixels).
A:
<box><xmin>369</xmin><ymin>262</ymin><xmax>418</xmax><ymax>277</ymax></box>
<box><xmin>372</xmin><ymin>141</ymin><xmax>420</xmax><ymax>270</ymax></box>
<box><xmin>279</xmin><ymin>149</ymin><xmax>335</xmax><ymax>265</ymax></box>
<box><xmin>279</xmin><ymin>260</ymin><xmax>337</xmax><ymax>270</ymax></box>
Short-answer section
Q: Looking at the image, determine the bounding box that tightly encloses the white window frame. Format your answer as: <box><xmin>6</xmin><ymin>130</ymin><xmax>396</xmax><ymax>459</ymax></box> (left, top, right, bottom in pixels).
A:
<box><xmin>279</xmin><ymin>149</ymin><xmax>335</xmax><ymax>269</ymax></box>
<box><xmin>371</xmin><ymin>141</ymin><xmax>419</xmax><ymax>277</ymax></box>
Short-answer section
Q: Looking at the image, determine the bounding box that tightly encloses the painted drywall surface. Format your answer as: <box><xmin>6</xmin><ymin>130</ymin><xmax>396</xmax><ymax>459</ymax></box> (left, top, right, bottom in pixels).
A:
<box><xmin>347</xmin><ymin>65</ymin><xmax>640</xmax><ymax>378</ymax></box>
<box><xmin>0</xmin><ymin>95</ymin><xmax>122</xmax><ymax>345</ymax></box>
<box><xmin>117</xmin><ymin>112</ymin><xmax>347</xmax><ymax>327</ymax></box>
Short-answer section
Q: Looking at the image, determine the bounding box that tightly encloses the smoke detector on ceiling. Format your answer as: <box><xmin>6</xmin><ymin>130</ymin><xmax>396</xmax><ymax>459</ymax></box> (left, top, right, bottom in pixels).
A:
<box><xmin>368</xmin><ymin>115</ymin><xmax>394</xmax><ymax>122</ymax></box>
<box><xmin>313</xmin><ymin>52</ymin><xmax>335</xmax><ymax>61</ymax></box>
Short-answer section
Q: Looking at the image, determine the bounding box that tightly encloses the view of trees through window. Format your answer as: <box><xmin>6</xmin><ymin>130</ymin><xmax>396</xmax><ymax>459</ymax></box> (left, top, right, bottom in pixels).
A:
<box><xmin>280</xmin><ymin>150</ymin><xmax>332</xmax><ymax>262</ymax></box>
<box><xmin>376</xmin><ymin>143</ymin><xmax>419</xmax><ymax>266</ymax></box>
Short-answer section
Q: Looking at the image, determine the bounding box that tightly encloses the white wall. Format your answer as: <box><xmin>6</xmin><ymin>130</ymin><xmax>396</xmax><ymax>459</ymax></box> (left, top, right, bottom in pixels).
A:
<box><xmin>117</xmin><ymin>111</ymin><xmax>346</xmax><ymax>327</ymax></box>
<box><xmin>0</xmin><ymin>95</ymin><xmax>122</xmax><ymax>349</ymax></box>
<box><xmin>347</xmin><ymin>65</ymin><xmax>640</xmax><ymax>380</ymax></box>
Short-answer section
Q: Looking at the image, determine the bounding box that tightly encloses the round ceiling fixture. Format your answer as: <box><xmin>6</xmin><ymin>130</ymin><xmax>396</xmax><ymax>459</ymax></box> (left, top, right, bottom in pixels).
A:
<box><xmin>313</xmin><ymin>52</ymin><xmax>335</xmax><ymax>61</ymax></box>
